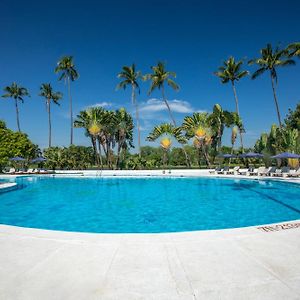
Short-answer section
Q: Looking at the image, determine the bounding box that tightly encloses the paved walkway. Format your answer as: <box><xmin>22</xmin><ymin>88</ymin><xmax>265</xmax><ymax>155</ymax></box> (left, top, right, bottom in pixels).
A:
<box><xmin>0</xmin><ymin>222</ymin><xmax>300</xmax><ymax>300</ymax></box>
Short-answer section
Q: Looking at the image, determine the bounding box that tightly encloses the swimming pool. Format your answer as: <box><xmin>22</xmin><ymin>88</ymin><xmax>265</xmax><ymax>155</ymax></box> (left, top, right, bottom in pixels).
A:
<box><xmin>0</xmin><ymin>176</ymin><xmax>299</xmax><ymax>233</ymax></box>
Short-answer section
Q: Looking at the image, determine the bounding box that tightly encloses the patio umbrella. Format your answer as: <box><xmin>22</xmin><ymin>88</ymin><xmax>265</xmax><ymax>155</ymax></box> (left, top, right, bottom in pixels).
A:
<box><xmin>31</xmin><ymin>157</ymin><xmax>47</xmax><ymax>163</ymax></box>
<box><xmin>217</xmin><ymin>154</ymin><xmax>237</xmax><ymax>158</ymax></box>
<box><xmin>9</xmin><ymin>156</ymin><xmax>25</xmax><ymax>161</ymax></box>
<box><xmin>271</xmin><ymin>152</ymin><xmax>300</xmax><ymax>159</ymax></box>
<box><xmin>239</xmin><ymin>152</ymin><xmax>264</xmax><ymax>158</ymax></box>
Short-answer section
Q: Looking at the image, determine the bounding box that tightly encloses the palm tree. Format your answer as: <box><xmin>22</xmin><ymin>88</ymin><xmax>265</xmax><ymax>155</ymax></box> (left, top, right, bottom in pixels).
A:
<box><xmin>116</xmin><ymin>64</ymin><xmax>142</xmax><ymax>157</ymax></box>
<box><xmin>181</xmin><ymin>112</ymin><xmax>212</xmax><ymax>166</ymax></box>
<box><xmin>207</xmin><ymin>104</ymin><xmax>243</xmax><ymax>152</ymax></box>
<box><xmin>287</xmin><ymin>42</ymin><xmax>300</xmax><ymax>58</ymax></box>
<box><xmin>214</xmin><ymin>57</ymin><xmax>248</xmax><ymax>150</ymax></box>
<box><xmin>74</xmin><ymin>108</ymin><xmax>105</xmax><ymax>167</ymax></box>
<box><xmin>144</xmin><ymin>62</ymin><xmax>179</xmax><ymax>125</ymax></box>
<box><xmin>248</xmin><ymin>44</ymin><xmax>295</xmax><ymax>128</ymax></box>
<box><xmin>144</xmin><ymin>62</ymin><xmax>190</xmax><ymax>166</ymax></box>
<box><xmin>147</xmin><ymin>123</ymin><xmax>186</xmax><ymax>170</ymax></box>
<box><xmin>2</xmin><ymin>82</ymin><xmax>30</xmax><ymax>132</ymax></box>
<box><xmin>114</xmin><ymin>108</ymin><xmax>134</xmax><ymax>169</ymax></box>
<box><xmin>55</xmin><ymin>56</ymin><xmax>79</xmax><ymax>145</ymax></box>
<box><xmin>39</xmin><ymin>83</ymin><xmax>62</xmax><ymax>147</ymax></box>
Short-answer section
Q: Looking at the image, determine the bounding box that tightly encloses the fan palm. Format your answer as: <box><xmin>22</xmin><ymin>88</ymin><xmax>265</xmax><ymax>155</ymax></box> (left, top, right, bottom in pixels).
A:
<box><xmin>55</xmin><ymin>56</ymin><xmax>79</xmax><ymax>144</ymax></box>
<box><xmin>74</xmin><ymin>108</ymin><xmax>105</xmax><ymax>167</ymax></box>
<box><xmin>2</xmin><ymin>82</ymin><xmax>30</xmax><ymax>132</ymax></box>
<box><xmin>214</xmin><ymin>57</ymin><xmax>248</xmax><ymax>150</ymax></box>
<box><xmin>147</xmin><ymin>123</ymin><xmax>186</xmax><ymax>169</ymax></box>
<box><xmin>181</xmin><ymin>112</ymin><xmax>212</xmax><ymax>166</ymax></box>
<box><xmin>39</xmin><ymin>83</ymin><xmax>62</xmax><ymax>147</ymax></box>
<box><xmin>114</xmin><ymin>108</ymin><xmax>134</xmax><ymax>169</ymax></box>
<box><xmin>116</xmin><ymin>64</ymin><xmax>142</xmax><ymax>157</ymax></box>
<box><xmin>144</xmin><ymin>62</ymin><xmax>190</xmax><ymax>166</ymax></box>
<box><xmin>248</xmin><ymin>44</ymin><xmax>295</xmax><ymax>127</ymax></box>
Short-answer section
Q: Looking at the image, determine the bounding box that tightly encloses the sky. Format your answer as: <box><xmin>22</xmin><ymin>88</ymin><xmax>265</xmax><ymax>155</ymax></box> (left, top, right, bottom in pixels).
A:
<box><xmin>1</xmin><ymin>0</ymin><xmax>300</xmax><ymax>150</ymax></box>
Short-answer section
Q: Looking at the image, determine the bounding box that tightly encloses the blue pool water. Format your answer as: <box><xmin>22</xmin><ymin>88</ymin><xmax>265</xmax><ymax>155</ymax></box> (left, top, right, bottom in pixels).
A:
<box><xmin>0</xmin><ymin>176</ymin><xmax>299</xmax><ymax>233</ymax></box>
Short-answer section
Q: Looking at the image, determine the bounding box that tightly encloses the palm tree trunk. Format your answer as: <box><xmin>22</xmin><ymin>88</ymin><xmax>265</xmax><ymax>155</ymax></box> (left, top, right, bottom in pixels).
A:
<box><xmin>67</xmin><ymin>76</ymin><xmax>74</xmax><ymax>145</ymax></box>
<box><xmin>161</xmin><ymin>84</ymin><xmax>191</xmax><ymax>167</ymax></box>
<box><xmin>47</xmin><ymin>99</ymin><xmax>52</xmax><ymax>147</ymax></box>
<box><xmin>97</xmin><ymin>138</ymin><xmax>103</xmax><ymax>169</ymax></box>
<box><xmin>132</xmin><ymin>85</ymin><xmax>141</xmax><ymax>158</ymax></box>
<box><xmin>15</xmin><ymin>98</ymin><xmax>21</xmax><ymax>132</ymax></box>
<box><xmin>270</xmin><ymin>73</ymin><xmax>282</xmax><ymax>128</ymax></box>
<box><xmin>231</xmin><ymin>81</ymin><xmax>244</xmax><ymax>151</ymax></box>
<box><xmin>90</xmin><ymin>136</ymin><xmax>99</xmax><ymax>166</ymax></box>
<box><xmin>161</xmin><ymin>84</ymin><xmax>176</xmax><ymax>125</ymax></box>
<box><xmin>201</xmin><ymin>144</ymin><xmax>210</xmax><ymax>167</ymax></box>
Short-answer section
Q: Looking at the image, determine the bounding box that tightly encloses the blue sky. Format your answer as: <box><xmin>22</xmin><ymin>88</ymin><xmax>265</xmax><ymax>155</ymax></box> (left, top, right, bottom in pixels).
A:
<box><xmin>1</xmin><ymin>0</ymin><xmax>300</xmax><ymax>150</ymax></box>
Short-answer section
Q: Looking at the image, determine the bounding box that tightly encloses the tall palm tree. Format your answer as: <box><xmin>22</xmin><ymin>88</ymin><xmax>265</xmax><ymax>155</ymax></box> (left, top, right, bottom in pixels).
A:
<box><xmin>144</xmin><ymin>62</ymin><xmax>190</xmax><ymax>166</ymax></box>
<box><xmin>39</xmin><ymin>83</ymin><xmax>62</xmax><ymax>148</ymax></box>
<box><xmin>2</xmin><ymin>82</ymin><xmax>30</xmax><ymax>132</ymax></box>
<box><xmin>287</xmin><ymin>42</ymin><xmax>300</xmax><ymax>58</ymax></box>
<box><xmin>55</xmin><ymin>56</ymin><xmax>79</xmax><ymax>145</ymax></box>
<box><xmin>144</xmin><ymin>62</ymin><xmax>179</xmax><ymax>125</ymax></box>
<box><xmin>116</xmin><ymin>64</ymin><xmax>142</xmax><ymax>157</ymax></box>
<box><xmin>214</xmin><ymin>57</ymin><xmax>248</xmax><ymax>150</ymax></box>
<box><xmin>147</xmin><ymin>123</ymin><xmax>186</xmax><ymax>170</ymax></box>
<box><xmin>248</xmin><ymin>44</ymin><xmax>295</xmax><ymax>128</ymax></box>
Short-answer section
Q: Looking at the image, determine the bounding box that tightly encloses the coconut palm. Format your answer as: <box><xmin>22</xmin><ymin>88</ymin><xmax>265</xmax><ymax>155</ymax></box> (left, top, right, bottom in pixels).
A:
<box><xmin>2</xmin><ymin>82</ymin><xmax>30</xmax><ymax>132</ymax></box>
<box><xmin>214</xmin><ymin>57</ymin><xmax>248</xmax><ymax>149</ymax></box>
<box><xmin>116</xmin><ymin>64</ymin><xmax>142</xmax><ymax>157</ymax></box>
<box><xmin>147</xmin><ymin>123</ymin><xmax>186</xmax><ymax>170</ymax></box>
<box><xmin>39</xmin><ymin>83</ymin><xmax>62</xmax><ymax>147</ymax></box>
<box><xmin>55</xmin><ymin>56</ymin><xmax>79</xmax><ymax>145</ymax></box>
<box><xmin>144</xmin><ymin>62</ymin><xmax>179</xmax><ymax>125</ymax></box>
<box><xmin>144</xmin><ymin>62</ymin><xmax>190</xmax><ymax>166</ymax></box>
<box><xmin>248</xmin><ymin>44</ymin><xmax>295</xmax><ymax>127</ymax></box>
<box><xmin>287</xmin><ymin>42</ymin><xmax>300</xmax><ymax>58</ymax></box>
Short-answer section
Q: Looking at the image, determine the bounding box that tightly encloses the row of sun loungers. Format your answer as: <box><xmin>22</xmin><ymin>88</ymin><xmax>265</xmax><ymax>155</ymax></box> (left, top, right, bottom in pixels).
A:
<box><xmin>210</xmin><ymin>166</ymin><xmax>300</xmax><ymax>178</ymax></box>
<box><xmin>2</xmin><ymin>168</ymin><xmax>51</xmax><ymax>175</ymax></box>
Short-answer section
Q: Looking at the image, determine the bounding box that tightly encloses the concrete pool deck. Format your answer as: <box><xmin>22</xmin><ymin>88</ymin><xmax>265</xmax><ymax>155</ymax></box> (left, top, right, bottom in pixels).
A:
<box><xmin>0</xmin><ymin>222</ymin><xmax>300</xmax><ymax>300</ymax></box>
<box><xmin>0</xmin><ymin>170</ymin><xmax>299</xmax><ymax>299</ymax></box>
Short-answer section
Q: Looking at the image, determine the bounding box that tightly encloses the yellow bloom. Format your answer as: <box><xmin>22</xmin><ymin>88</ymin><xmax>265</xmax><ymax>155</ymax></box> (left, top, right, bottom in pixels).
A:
<box><xmin>160</xmin><ymin>137</ymin><xmax>172</xmax><ymax>150</ymax></box>
<box><xmin>88</xmin><ymin>123</ymin><xmax>101</xmax><ymax>136</ymax></box>
<box><xmin>195</xmin><ymin>127</ymin><xmax>206</xmax><ymax>139</ymax></box>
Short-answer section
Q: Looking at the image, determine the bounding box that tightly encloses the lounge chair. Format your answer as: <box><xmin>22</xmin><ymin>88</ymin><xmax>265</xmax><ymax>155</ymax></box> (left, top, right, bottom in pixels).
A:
<box><xmin>209</xmin><ymin>167</ymin><xmax>223</xmax><ymax>174</ymax></box>
<box><xmin>266</xmin><ymin>166</ymin><xmax>277</xmax><ymax>176</ymax></box>
<box><xmin>226</xmin><ymin>166</ymin><xmax>240</xmax><ymax>175</ymax></box>
<box><xmin>238</xmin><ymin>167</ymin><xmax>253</xmax><ymax>175</ymax></box>
<box><xmin>257</xmin><ymin>167</ymin><xmax>269</xmax><ymax>176</ymax></box>
<box><xmin>288</xmin><ymin>168</ymin><xmax>300</xmax><ymax>178</ymax></box>
<box><xmin>2</xmin><ymin>168</ymin><xmax>16</xmax><ymax>174</ymax></box>
<box><xmin>280</xmin><ymin>167</ymin><xmax>290</xmax><ymax>178</ymax></box>
<box><xmin>249</xmin><ymin>166</ymin><xmax>267</xmax><ymax>176</ymax></box>
<box><xmin>218</xmin><ymin>166</ymin><xmax>229</xmax><ymax>174</ymax></box>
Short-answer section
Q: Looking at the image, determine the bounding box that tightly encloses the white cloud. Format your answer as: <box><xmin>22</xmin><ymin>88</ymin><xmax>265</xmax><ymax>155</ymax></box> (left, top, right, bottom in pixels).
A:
<box><xmin>139</xmin><ymin>98</ymin><xmax>194</xmax><ymax>114</ymax></box>
<box><xmin>89</xmin><ymin>101</ymin><xmax>113</xmax><ymax>108</ymax></box>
